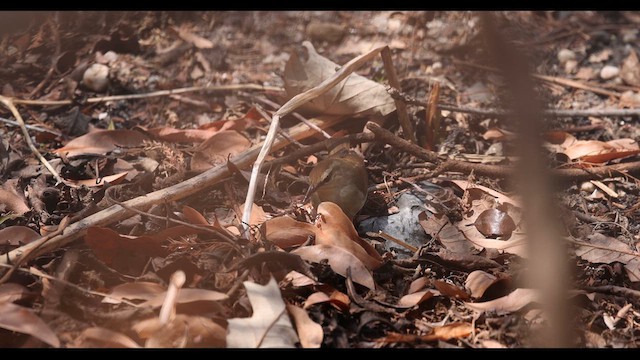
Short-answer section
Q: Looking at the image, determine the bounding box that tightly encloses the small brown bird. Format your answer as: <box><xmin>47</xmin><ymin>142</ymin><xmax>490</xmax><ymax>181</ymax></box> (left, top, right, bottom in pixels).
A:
<box><xmin>308</xmin><ymin>146</ymin><xmax>368</xmax><ymax>219</ymax></box>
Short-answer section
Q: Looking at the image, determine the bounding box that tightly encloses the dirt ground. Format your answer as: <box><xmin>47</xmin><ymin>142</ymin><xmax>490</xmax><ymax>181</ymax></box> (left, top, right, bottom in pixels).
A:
<box><xmin>2</xmin><ymin>11</ymin><xmax>640</xmax><ymax>348</ymax></box>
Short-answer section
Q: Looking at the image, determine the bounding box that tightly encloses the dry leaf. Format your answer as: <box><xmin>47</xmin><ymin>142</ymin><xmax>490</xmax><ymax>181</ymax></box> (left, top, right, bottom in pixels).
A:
<box><xmin>474</xmin><ymin>208</ymin><xmax>516</xmax><ymax>238</ymax></box>
<box><xmin>53</xmin><ymin>129</ymin><xmax>149</xmax><ymax>157</ymax></box>
<box><xmin>292</xmin><ymin>244</ymin><xmax>375</xmax><ymax>290</ymax></box>
<box><xmin>0</xmin><ymin>283</ymin><xmax>32</xmax><ymax>303</ymax></box>
<box><xmin>407</xmin><ymin>277</ymin><xmax>430</xmax><ymax>294</ymax></box>
<box><xmin>303</xmin><ymin>289</ymin><xmax>350</xmax><ymax>311</ymax></box>
<box><xmin>433</xmin><ymin>280</ymin><xmax>469</xmax><ymax>300</ymax></box>
<box><xmin>283</xmin><ymin>270</ymin><xmax>318</xmax><ymax>287</ymax></box>
<box><xmin>465</xmin><ymin>270</ymin><xmax>498</xmax><ymax>299</ymax></box>
<box><xmin>0</xmin><ymin>226</ymin><xmax>40</xmax><ymax>247</ymax></box>
<box><xmin>0</xmin><ymin>302</ymin><xmax>60</xmax><ymax>348</ymax></box>
<box><xmin>261</xmin><ymin>216</ymin><xmax>316</xmax><ymax>248</ymax></box>
<box><xmin>73</xmin><ymin>327</ymin><xmax>141</xmax><ymax>348</ymax></box>
<box><xmin>465</xmin><ymin>234</ymin><xmax>528</xmax><ymax>258</ymax></box>
<box><xmin>283</xmin><ymin>41</ymin><xmax>395</xmax><ymax>117</ymax></box>
<box><xmin>286</xmin><ymin>304</ymin><xmax>323</xmax><ymax>348</ymax></box>
<box><xmin>377</xmin><ymin>322</ymin><xmax>472</xmax><ymax>343</ymax></box>
<box><xmin>173</xmin><ymin>26</ymin><xmax>214</xmax><ymax>49</ymax></box>
<box><xmin>464</xmin><ymin>288</ymin><xmax>538</xmax><ymax>315</ymax></box>
<box><xmin>190</xmin><ymin>130</ymin><xmax>251</xmax><ymax>172</ymax></box>
<box><xmin>621</xmin><ymin>49</ymin><xmax>640</xmax><ymax>86</ymax></box>
<box><xmin>84</xmin><ymin>226</ymin><xmax>166</xmax><ymax>266</ymax></box>
<box><xmin>398</xmin><ymin>289</ymin><xmax>439</xmax><ymax>308</ymax></box>
<box><xmin>575</xmin><ymin>233</ymin><xmax>640</xmax><ymax>282</ymax></box>
<box><xmin>148</xmin><ymin>127</ymin><xmax>218</xmax><ymax>143</ymax></box>
<box><xmin>142</xmin><ymin>288</ymin><xmax>228</xmax><ymax>308</ymax></box>
<box><xmin>227</xmin><ymin>277</ymin><xmax>299</xmax><ymax>348</ymax></box>
<box><xmin>0</xmin><ymin>188</ymin><xmax>30</xmax><ymax>215</ymax></box>
<box><xmin>418</xmin><ymin>212</ymin><xmax>475</xmax><ymax>254</ymax></box>
<box><xmin>134</xmin><ymin>314</ymin><xmax>226</xmax><ymax>348</ymax></box>
<box><xmin>315</xmin><ymin>202</ymin><xmax>382</xmax><ymax>270</ymax></box>
<box><xmin>64</xmin><ymin>172</ymin><xmax>128</xmax><ymax>188</ymax></box>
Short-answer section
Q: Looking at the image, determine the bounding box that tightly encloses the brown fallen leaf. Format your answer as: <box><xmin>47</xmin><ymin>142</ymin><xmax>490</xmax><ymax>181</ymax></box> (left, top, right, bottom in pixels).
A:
<box><xmin>133</xmin><ymin>314</ymin><xmax>226</xmax><ymax>348</ymax></box>
<box><xmin>190</xmin><ymin>130</ymin><xmax>251</xmax><ymax>172</ymax></box>
<box><xmin>315</xmin><ymin>202</ymin><xmax>382</xmax><ymax>270</ymax></box>
<box><xmin>53</xmin><ymin>129</ymin><xmax>149</xmax><ymax>157</ymax></box>
<box><xmin>0</xmin><ymin>302</ymin><xmax>60</xmax><ymax>348</ymax></box>
<box><xmin>261</xmin><ymin>216</ymin><xmax>316</xmax><ymax>248</ymax></box>
<box><xmin>226</xmin><ymin>277</ymin><xmax>298</xmax><ymax>348</ymax></box>
<box><xmin>407</xmin><ymin>276</ymin><xmax>430</xmax><ymax>294</ymax></box>
<box><xmin>283</xmin><ymin>41</ymin><xmax>395</xmax><ymax>117</ymax></box>
<box><xmin>304</xmin><ymin>288</ymin><xmax>350</xmax><ymax>311</ymax></box>
<box><xmin>72</xmin><ymin>327</ymin><xmax>141</xmax><ymax>348</ymax></box>
<box><xmin>377</xmin><ymin>322</ymin><xmax>473</xmax><ymax>343</ymax></box>
<box><xmin>0</xmin><ymin>283</ymin><xmax>32</xmax><ymax>303</ymax></box>
<box><xmin>433</xmin><ymin>280</ymin><xmax>469</xmax><ymax>301</ymax></box>
<box><xmin>0</xmin><ymin>188</ymin><xmax>30</xmax><ymax>216</ymax></box>
<box><xmin>621</xmin><ymin>49</ymin><xmax>640</xmax><ymax>86</ymax></box>
<box><xmin>474</xmin><ymin>208</ymin><xmax>517</xmax><ymax>238</ymax></box>
<box><xmin>575</xmin><ymin>233</ymin><xmax>640</xmax><ymax>282</ymax></box>
<box><xmin>398</xmin><ymin>289</ymin><xmax>439</xmax><ymax>308</ymax></box>
<box><xmin>292</xmin><ymin>244</ymin><xmax>376</xmax><ymax>290</ymax></box>
<box><xmin>0</xmin><ymin>226</ymin><xmax>40</xmax><ymax>247</ymax></box>
<box><xmin>63</xmin><ymin>171</ymin><xmax>128</xmax><ymax>188</ymax></box>
<box><xmin>464</xmin><ymin>288</ymin><xmax>538</xmax><ymax>315</ymax></box>
<box><xmin>286</xmin><ymin>304</ymin><xmax>323</xmax><ymax>348</ymax></box>
<box><xmin>141</xmin><ymin>288</ymin><xmax>228</xmax><ymax>308</ymax></box>
<box><xmin>147</xmin><ymin>126</ymin><xmax>218</xmax><ymax>143</ymax></box>
<box><xmin>465</xmin><ymin>270</ymin><xmax>498</xmax><ymax>299</ymax></box>
<box><xmin>173</xmin><ymin>25</ymin><xmax>214</xmax><ymax>49</ymax></box>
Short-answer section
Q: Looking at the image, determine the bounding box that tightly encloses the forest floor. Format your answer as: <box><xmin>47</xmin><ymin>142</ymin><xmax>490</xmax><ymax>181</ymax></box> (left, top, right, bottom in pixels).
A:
<box><xmin>2</xmin><ymin>11</ymin><xmax>640</xmax><ymax>348</ymax></box>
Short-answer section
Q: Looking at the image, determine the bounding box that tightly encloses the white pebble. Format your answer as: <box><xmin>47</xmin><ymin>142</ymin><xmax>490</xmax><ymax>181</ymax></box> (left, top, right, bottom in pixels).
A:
<box><xmin>600</xmin><ymin>65</ymin><xmax>620</xmax><ymax>80</ymax></box>
<box><xmin>580</xmin><ymin>181</ymin><xmax>595</xmax><ymax>192</ymax></box>
<box><xmin>557</xmin><ymin>49</ymin><xmax>576</xmax><ymax>64</ymax></box>
<box><xmin>82</xmin><ymin>63</ymin><xmax>110</xmax><ymax>92</ymax></box>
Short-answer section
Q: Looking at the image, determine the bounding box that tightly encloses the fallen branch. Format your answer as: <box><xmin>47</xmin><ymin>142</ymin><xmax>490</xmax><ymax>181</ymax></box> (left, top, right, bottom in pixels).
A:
<box><xmin>0</xmin><ymin>115</ymin><xmax>344</xmax><ymax>266</ymax></box>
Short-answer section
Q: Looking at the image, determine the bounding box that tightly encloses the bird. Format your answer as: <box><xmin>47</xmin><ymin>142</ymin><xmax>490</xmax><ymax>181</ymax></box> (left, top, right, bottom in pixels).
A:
<box><xmin>308</xmin><ymin>145</ymin><xmax>368</xmax><ymax>219</ymax></box>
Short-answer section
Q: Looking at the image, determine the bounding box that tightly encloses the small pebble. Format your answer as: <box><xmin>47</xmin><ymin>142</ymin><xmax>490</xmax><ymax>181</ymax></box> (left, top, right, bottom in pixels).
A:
<box><xmin>580</xmin><ymin>181</ymin><xmax>595</xmax><ymax>192</ymax></box>
<box><xmin>557</xmin><ymin>48</ymin><xmax>576</xmax><ymax>64</ymax></box>
<box><xmin>600</xmin><ymin>65</ymin><xmax>620</xmax><ymax>80</ymax></box>
<box><xmin>82</xmin><ymin>63</ymin><xmax>110</xmax><ymax>92</ymax></box>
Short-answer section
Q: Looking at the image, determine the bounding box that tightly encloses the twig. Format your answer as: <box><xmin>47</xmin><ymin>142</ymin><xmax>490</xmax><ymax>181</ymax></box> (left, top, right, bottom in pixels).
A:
<box><xmin>366</xmin><ymin>231</ymin><xmax>418</xmax><ymax>253</ymax></box>
<box><xmin>380</xmin><ymin>47</ymin><xmax>416</xmax><ymax>144</ymax></box>
<box><xmin>581</xmin><ymin>285</ymin><xmax>640</xmax><ymax>300</ymax></box>
<box><xmin>12</xmin><ymin>83</ymin><xmax>283</xmax><ymax>106</ymax></box>
<box><xmin>240</xmin><ymin>43</ymin><xmax>387</xmax><ymax>238</ymax></box>
<box><xmin>28</xmin><ymin>15</ymin><xmax>60</xmax><ymax>99</ymax></box>
<box><xmin>390</xmin><ymin>89</ymin><xmax>640</xmax><ymax>118</ymax></box>
<box><xmin>0</xmin><ymin>95</ymin><xmax>64</xmax><ymax>184</ymax></box>
<box><xmin>0</xmin><ymin>117</ymin><xmax>63</xmax><ymax>136</ymax></box>
<box><xmin>453</xmin><ymin>59</ymin><xmax>621</xmax><ymax>98</ymax></box>
<box><xmin>248</xmin><ymin>94</ymin><xmax>331</xmax><ymax>139</ymax></box>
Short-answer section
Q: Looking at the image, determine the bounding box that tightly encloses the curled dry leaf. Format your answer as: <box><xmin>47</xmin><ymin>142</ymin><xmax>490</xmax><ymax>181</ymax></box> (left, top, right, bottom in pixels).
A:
<box><xmin>190</xmin><ymin>130</ymin><xmax>251</xmax><ymax>172</ymax></box>
<box><xmin>474</xmin><ymin>208</ymin><xmax>516</xmax><ymax>238</ymax></box>
<box><xmin>0</xmin><ymin>283</ymin><xmax>32</xmax><ymax>303</ymax></box>
<box><xmin>465</xmin><ymin>270</ymin><xmax>498</xmax><ymax>299</ymax></box>
<box><xmin>53</xmin><ymin>129</ymin><xmax>149</xmax><ymax>157</ymax></box>
<box><xmin>286</xmin><ymin>304</ymin><xmax>323</xmax><ymax>348</ymax></box>
<box><xmin>0</xmin><ymin>302</ymin><xmax>60</xmax><ymax>348</ymax></box>
<box><xmin>315</xmin><ymin>202</ymin><xmax>382</xmax><ymax>270</ymax></box>
<box><xmin>407</xmin><ymin>276</ymin><xmax>430</xmax><ymax>294</ymax></box>
<box><xmin>283</xmin><ymin>41</ymin><xmax>395</xmax><ymax>117</ymax></box>
<box><xmin>464</xmin><ymin>288</ymin><xmax>538</xmax><ymax>315</ymax></box>
<box><xmin>292</xmin><ymin>244</ymin><xmax>376</xmax><ymax>290</ymax></box>
<box><xmin>398</xmin><ymin>289</ymin><xmax>439</xmax><ymax>308</ymax></box>
<box><xmin>433</xmin><ymin>280</ymin><xmax>469</xmax><ymax>301</ymax></box>
<box><xmin>284</xmin><ymin>270</ymin><xmax>318</xmax><ymax>287</ymax></box>
<box><xmin>304</xmin><ymin>288</ymin><xmax>350</xmax><ymax>311</ymax></box>
<box><xmin>72</xmin><ymin>327</ymin><xmax>141</xmax><ymax>348</ymax></box>
<box><xmin>0</xmin><ymin>226</ymin><xmax>40</xmax><ymax>247</ymax></box>
<box><xmin>575</xmin><ymin>233</ymin><xmax>640</xmax><ymax>282</ymax></box>
<box><xmin>261</xmin><ymin>216</ymin><xmax>316</xmax><ymax>248</ymax></box>
<box><xmin>227</xmin><ymin>277</ymin><xmax>299</xmax><ymax>348</ymax></box>
<box><xmin>133</xmin><ymin>314</ymin><xmax>226</xmax><ymax>348</ymax></box>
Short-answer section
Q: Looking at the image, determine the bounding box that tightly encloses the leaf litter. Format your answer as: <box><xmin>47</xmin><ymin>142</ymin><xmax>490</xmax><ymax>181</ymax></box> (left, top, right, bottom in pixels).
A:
<box><xmin>2</xmin><ymin>11</ymin><xmax>640</xmax><ymax>349</ymax></box>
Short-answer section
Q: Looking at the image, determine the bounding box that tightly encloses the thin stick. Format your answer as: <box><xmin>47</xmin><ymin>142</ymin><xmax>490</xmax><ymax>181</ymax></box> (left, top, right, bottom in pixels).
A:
<box><xmin>0</xmin><ymin>117</ymin><xmax>63</xmax><ymax>135</ymax></box>
<box><xmin>366</xmin><ymin>231</ymin><xmax>418</xmax><ymax>252</ymax></box>
<box><xmin>28</xmin><ymin>15</ymin><xmax>60</xmax><ymax>99</ymax></box>
<box><xmin>390</xmin><ymin>89</ymin><xmax>640</xmax><ymax>118</ymax></box>
<box><xmin>0</xmin><ymin>95</ymin><xmax>64</xmax><ymax>184</ymax></box>
<box><xmin>240</xmin><ymin>43</ymin><xmax>386</xmax><ymax>237</ymax></box>
<box><xmin>12</xmin><ymin>83</ymin><xmax>283</xmax><ymax>106</ymax></box>
<box><xmin>249</xmin><ymin>94</ymin><xmax>332</xmax><ymax>139</ymax></box>
<box><xmin>381</xmin><ymin>47</ymin><xmax>416</xmax><ymax>144</ymax></box>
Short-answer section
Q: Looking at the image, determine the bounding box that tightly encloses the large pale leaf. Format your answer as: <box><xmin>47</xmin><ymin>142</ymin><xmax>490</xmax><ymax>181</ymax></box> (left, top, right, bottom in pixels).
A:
<box><xmin>575</xmin><ymin>233</ymin><xmax>640</xmax><ymax>282</ymax></box>
<box><xmin>292</xmin><ymin>244</ymin><xmax>375</xmax><ymax>290</ymax></box>
<box><xmin>464</xmin><ymin>288</ymin><xmax>538</xmax><ymax>315</ymax></box>
<box><xmin>0</xmin><ymin>302</ymin><xmax>60</xmax><ymax>348</ymax></box>
<box><xmin>284</xmin><ymin>41</ymin><xmax>395</xmax><ymax>117</ymax></box>
<box><xmin>286</xmin><ymin>304</ymin><xmax>323</xmax><ymax>348</ymax></box>
<box><xmin>226</xmin><ymin>277</ymin><xmax>299</xmax><ymax>348</ymax></box>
